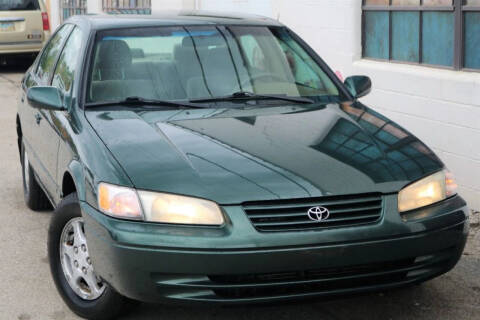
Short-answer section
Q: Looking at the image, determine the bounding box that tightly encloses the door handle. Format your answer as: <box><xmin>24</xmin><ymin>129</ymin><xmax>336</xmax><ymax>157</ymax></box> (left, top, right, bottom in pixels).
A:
<box><xmin>34</xmin><ymin>113</ymin><xmax>42</xmax><ymax>125</ymax></box>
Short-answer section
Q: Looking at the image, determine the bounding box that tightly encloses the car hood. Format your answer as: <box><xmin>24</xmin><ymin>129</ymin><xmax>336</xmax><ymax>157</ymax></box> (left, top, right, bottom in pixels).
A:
<box><xmin>86</xmin><ymin>102</ymin><xmax>443</xmax><ymax>204</ymax></box>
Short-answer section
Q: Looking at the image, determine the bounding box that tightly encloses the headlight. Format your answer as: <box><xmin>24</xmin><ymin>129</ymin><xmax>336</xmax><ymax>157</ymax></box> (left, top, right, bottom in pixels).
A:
<box><xmin>398</xmin><ymin>170</ymin><xmax>458</xmax><ymax>213</ymax></box>
<box><xmin>98</xmin><ymin>183</ymin><xmax>224</xmax><ymax>225</ymax></box>
<box><xmin>139</xmin><ymin>191</ymin><xmax>224</xmax><ymax>225</ymax></box>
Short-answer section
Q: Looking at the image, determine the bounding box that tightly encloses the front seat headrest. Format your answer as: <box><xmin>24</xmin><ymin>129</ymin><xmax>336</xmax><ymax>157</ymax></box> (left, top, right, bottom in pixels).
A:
<box><xmin>97</xmin><ymin>40</ymin><xmax>132</xmax><ymax>80</ymax></box>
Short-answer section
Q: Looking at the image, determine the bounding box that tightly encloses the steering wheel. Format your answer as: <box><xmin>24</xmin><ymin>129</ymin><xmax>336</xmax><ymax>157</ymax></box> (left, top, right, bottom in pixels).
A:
<box><xmin>241</xmin><ymin>73</ymin><xmax>287</xmax><ymax>89</ymax></box>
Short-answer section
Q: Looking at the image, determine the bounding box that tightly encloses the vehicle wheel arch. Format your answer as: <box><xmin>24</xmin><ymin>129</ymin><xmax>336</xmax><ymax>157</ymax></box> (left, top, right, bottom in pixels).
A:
<box><xmin>63</xmin><ymin>160</ymin><xmax>86</xmax><ymax>202</ymax></box>
<box><xmin>16</xmin><ymin>114</ymin><xmax>22</xmax><ymax>158</ymax></box>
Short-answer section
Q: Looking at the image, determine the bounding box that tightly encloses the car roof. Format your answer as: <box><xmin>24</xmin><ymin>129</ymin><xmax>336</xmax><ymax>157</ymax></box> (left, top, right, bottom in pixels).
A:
<box><xmin>67</xmin><ymin>10</ymin><xmax>284</xmax><ymax>31</ymax></box>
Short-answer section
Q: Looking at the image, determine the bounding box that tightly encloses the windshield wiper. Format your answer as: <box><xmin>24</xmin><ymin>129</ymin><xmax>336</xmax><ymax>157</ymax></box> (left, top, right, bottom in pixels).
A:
<box><xmin>85</xmin><ymin>96</ymin><xmax>206</xmax><ymax>109</ymax></box>
<box><xmin>190</xmin><ymin>91</ymin><xmax>314</xmax><ymax>104</ymax></box>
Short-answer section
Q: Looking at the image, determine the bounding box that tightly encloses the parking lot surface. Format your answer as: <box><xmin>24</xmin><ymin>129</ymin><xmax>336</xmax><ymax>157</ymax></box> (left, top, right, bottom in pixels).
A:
<box><xmin>0</xmin><ymin>63</ymin><xmax>479</xmax><ymax>320</ymax></box>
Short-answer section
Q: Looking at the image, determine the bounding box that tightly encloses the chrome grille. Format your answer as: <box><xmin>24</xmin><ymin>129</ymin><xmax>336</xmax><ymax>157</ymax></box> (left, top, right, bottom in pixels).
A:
<box><xmin>243</xmin><ymin>193</ymin><xmax>383</xmax><ymax>232</ymax></box>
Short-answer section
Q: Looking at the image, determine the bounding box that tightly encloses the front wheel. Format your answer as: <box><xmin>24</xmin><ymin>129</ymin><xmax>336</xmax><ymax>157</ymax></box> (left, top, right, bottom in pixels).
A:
<box><xmin>48</xmin><ymin>193</ymin><xmax>133</xmax><ymax>320</ymax></box>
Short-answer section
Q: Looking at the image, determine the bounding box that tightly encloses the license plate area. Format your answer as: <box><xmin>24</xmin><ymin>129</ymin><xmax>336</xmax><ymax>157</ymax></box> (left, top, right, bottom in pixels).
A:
<box><xmin>0</xmin><ymin>22</ymin><xmax>15</xmax><ymax>32</ymax></box>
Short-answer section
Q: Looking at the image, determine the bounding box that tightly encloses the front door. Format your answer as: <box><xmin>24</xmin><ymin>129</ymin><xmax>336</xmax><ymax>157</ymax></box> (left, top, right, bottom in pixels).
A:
<box><xmin>21</xmin><ymin>24</ymin><xmax>73</xmax><ymax>199</ymax></box>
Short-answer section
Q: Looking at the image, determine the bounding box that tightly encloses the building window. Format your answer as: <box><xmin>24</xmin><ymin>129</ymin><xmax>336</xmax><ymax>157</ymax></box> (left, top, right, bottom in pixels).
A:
<box><xmin>362</xmin><ymin>0</ymin><xmax>480</xmax><ymax>70</ymax></box>
<box><xmin>102</xmin><ymin>0</ymin><xmax>151</xmax><ymax>14</ymax></box>
<box><xmin>60</xmin><ymin>0</ymin><xmax>87</xmax><ymax>22</ymax></box>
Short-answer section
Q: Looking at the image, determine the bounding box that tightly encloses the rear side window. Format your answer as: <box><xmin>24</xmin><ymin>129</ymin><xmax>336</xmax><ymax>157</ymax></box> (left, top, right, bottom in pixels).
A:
<box><xmin>0</xmin><ymin>0</ymin><xmax>40</xmax><ymax>10</ymax></box>
<box><xmin>36</xmin><ymin>24</ymin><xmax>73</xmax><ymax>84</ymax></box>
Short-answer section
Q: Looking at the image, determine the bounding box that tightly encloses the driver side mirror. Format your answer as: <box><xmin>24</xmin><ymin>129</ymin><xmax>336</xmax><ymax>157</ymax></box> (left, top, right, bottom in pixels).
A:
<box><xmin>27</xmin><ymin>86</ymin><xmax>66</xmax><ymax>111</ymax></box>
<box><xmin>344</xmin><ymin>76</ymin><xmax>372</xmax><ymax>99</ymax></box>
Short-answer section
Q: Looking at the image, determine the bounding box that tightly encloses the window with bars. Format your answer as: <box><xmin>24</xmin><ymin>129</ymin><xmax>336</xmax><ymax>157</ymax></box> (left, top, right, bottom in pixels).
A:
<box><xmin>60</xmin><ymin>0</ymin><xmax>87</xmax><ymax>22</ymax></box>
<box><xmin>102</xmin><ymin>0</ymin><xmax>151</xmax><ymax>14</ymax></box>
<box><xmin>362</xmin><ymin>0</ymin><xmax>480</xmax><ymax>70</ymax></box>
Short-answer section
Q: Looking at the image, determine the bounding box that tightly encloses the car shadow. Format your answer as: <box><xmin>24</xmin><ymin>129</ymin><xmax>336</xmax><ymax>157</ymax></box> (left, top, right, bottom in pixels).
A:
<box><xmin>117</xmin><ymin>284</ymin><xmax>444</xmax><ymax>320</ymax></box>
<box><xmin>0</xmin><ymin>56</ymin><xmax>36</xmax><ymax>74</ymax></box>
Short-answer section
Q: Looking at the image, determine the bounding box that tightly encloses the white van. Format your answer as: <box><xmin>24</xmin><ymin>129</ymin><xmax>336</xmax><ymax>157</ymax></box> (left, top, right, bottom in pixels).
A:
<box><xmin>0</xmin><ymin>0</ymin><xmax>50</xmax><ymax>61</ymax></box>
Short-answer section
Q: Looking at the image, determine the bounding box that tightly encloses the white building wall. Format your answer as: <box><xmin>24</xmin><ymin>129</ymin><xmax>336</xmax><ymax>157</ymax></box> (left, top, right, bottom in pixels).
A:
<box><xmin>199</xmin><ymin>0</ymin><xmax>274</xmax><ymax>17</ymax></box>
<box><xmin>86</xmin><ymin>0</ymin><xmax>102</xmax><ymax>14</ymax></box>
<box><xmin>48</xmin><ymin>0</ymin><xmax>61</xmax><ymax>30</ymax></box>
<box><xmin>151</xmin><ymin>0</ymin><xmax>196</xmax><ymax>12</ymax></box>
<box><xmin>197</xmin><ymin>0</ymin><xmax>480</xmax><ymax>210</ymax></box>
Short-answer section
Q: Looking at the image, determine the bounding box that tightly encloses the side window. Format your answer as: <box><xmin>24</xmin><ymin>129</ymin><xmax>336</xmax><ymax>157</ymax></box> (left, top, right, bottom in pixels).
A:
<box><xmin>24</xmin><ymin>73</ymin><xmax>36</xmax><ymax>88</ymax></box>
<box><xmin>239</xmin><ymin>35</ymin><xmax>266</xmax><ymax>71</ymax></box>
<box><xmin>279</xmin><ymin>41</ymin><xmax>322</xmax><ymax>90</ymax></box>
<box><xmin>52</xmin><ymin>27</ymin><xmax>82</xmax><ymax>94</ymax></box>
<box><xmin>36</xmin><ymin>24</ymin><xmax>73</xmax><ymax>84</ymax></box>
<box><xmin>275</xmin><ymin>35</ymin><xmax>338</xmax><ymax>95</ymax></box>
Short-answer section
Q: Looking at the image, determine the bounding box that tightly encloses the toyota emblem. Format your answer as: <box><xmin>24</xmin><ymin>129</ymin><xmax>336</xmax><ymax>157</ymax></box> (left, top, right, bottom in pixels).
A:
<box><xmin>307</xmin><ymin>206</ymin><xmax>330</xmax><ymax>222</ymax></box>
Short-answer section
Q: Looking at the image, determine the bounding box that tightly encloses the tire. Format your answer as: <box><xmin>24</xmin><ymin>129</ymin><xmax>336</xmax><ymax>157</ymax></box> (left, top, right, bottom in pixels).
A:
<box><xmin>21</xmin><ymin>141</ymin><xmax>52</xmax><ymax>211</ymax></box>
<box><xmin>48</xmin><ymin>193</ymin><xmax>133</xmax><ymax>320</ymax></box>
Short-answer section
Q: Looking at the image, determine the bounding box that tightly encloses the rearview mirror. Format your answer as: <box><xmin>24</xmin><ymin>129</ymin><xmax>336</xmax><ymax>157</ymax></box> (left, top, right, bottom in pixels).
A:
<box><xmin>344</xmin><ymin>76</ymin><xmax>372</xmax><ymax>99</ymax></box>
<box><xmin>27</xmin><ymin>86</ymin><xmax>65</xmax><ymax>111</ymax></box>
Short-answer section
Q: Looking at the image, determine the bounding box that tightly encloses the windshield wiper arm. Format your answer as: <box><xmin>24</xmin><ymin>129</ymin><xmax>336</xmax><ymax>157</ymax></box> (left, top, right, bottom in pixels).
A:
<box><xmin>190</xmin><ymin>91</ymin><xmax>314</xmax><ymax>104</ymax></box>
<box><xmin>85</xmin><ymin>96</ymin><xmax>206</xmax><ymax>109</ymax></box>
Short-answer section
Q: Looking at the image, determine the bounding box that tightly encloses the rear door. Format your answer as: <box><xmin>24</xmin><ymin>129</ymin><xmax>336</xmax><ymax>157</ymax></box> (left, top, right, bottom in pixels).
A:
<box><xmin>0</xmin><ymin>0</ymin><xmax>44</xmax><ymax>47</ymax></box>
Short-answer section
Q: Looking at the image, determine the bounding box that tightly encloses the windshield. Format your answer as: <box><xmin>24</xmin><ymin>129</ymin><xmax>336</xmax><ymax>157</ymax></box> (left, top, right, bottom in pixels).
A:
<box><xmin>0</xmin><ymin>0</ymin><xmax>39</xmax><ymax>10</ymax></box>
<box><xmin>87</xmin><ymin>26</ymin><xmax>341</xmax><ymax>105</ymax></box>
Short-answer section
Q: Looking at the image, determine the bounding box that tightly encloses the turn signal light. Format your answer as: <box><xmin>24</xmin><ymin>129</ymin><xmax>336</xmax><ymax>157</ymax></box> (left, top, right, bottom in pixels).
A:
<box><xmin>98</xmin><ymin>183</ymin><xmax>142</xmax><ymax>219</ymax></box>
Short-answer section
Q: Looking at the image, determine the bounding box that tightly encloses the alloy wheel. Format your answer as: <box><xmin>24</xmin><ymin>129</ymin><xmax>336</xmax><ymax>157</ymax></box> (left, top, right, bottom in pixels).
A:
<box><xmin>59</xmin><ymin>217</ymin><xmax>106</xmax><ymax>300</ymax></box>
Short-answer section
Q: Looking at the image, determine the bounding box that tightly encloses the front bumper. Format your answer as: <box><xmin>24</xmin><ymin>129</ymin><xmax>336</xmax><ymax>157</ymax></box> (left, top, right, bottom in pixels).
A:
<box><xmin>82</xmin><ymin>194</ymin><xmax>469</xmax><ymax>304</ymax></box>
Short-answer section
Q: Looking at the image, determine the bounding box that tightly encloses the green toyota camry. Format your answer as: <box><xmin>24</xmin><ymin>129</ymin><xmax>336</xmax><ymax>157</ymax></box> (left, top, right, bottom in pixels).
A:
<box><xmin>16</xmin><ymin>11</ymin><xmax>469</xmax><ymax>320</ymax></box>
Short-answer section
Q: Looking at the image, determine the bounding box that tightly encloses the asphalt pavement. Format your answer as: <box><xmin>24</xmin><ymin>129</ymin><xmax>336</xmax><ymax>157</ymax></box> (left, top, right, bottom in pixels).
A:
<box><xmin>0</xmin><ymin>62</ymin><xmax>478</xmax><ymax>320</ymax></box>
